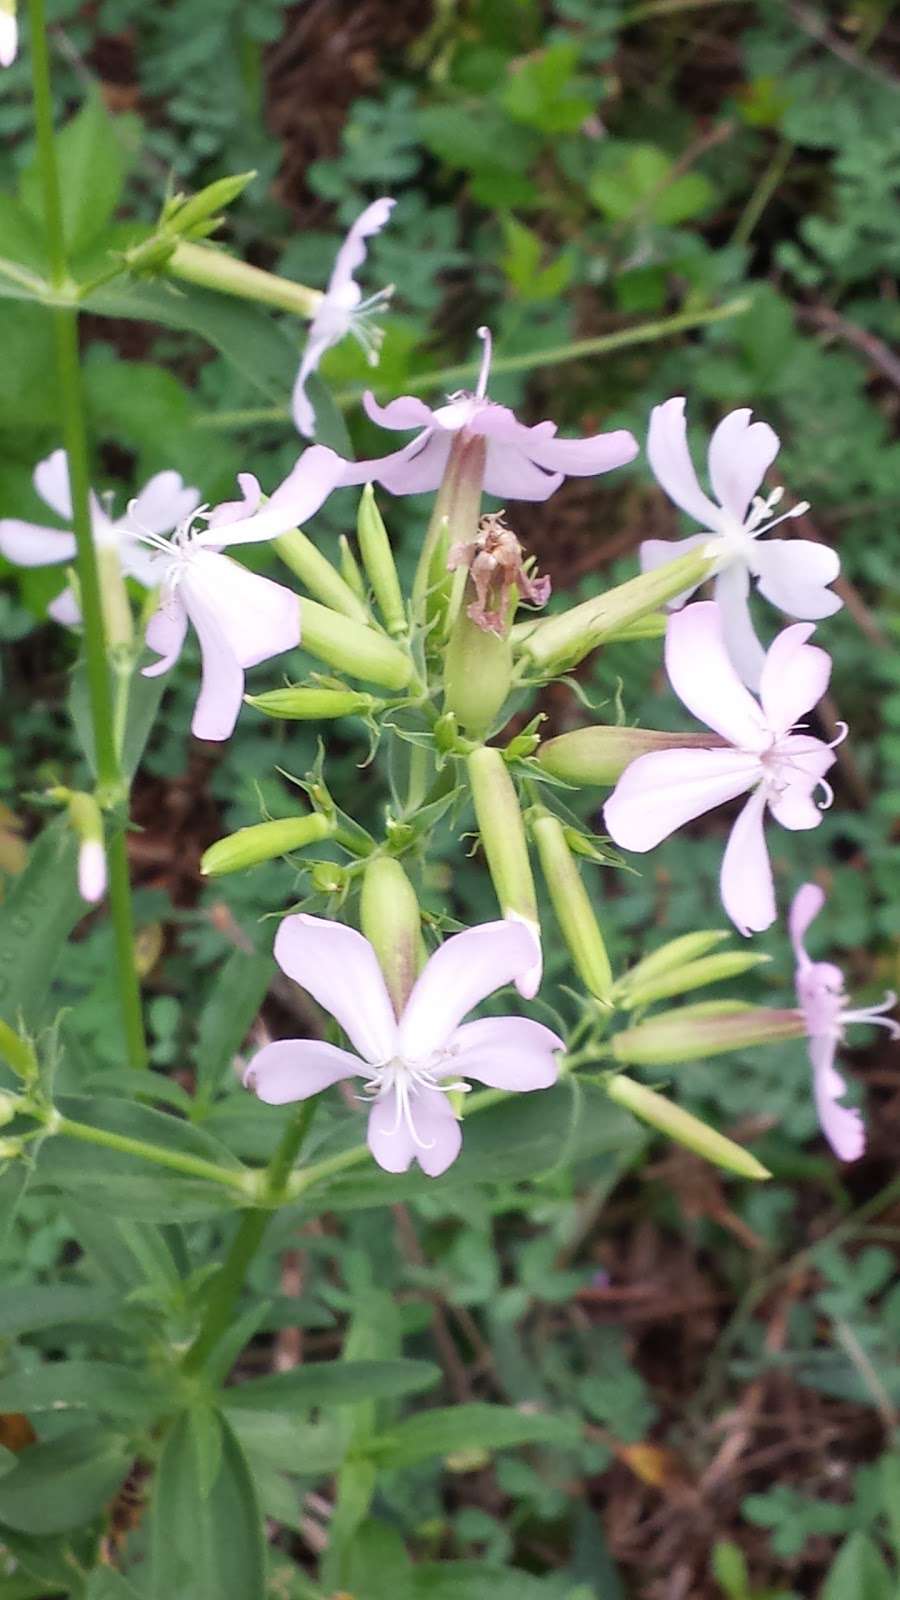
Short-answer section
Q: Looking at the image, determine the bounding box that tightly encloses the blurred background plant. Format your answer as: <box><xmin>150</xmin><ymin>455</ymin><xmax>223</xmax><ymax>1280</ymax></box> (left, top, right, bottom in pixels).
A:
<box><xmin>0</xmin><ymin>1</ymin><xmax>898</xmax><ymax>1596</ymax></box>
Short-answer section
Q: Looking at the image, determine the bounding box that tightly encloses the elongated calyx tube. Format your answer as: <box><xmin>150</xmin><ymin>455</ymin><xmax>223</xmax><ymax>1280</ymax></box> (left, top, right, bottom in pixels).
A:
<box><xmin>612</xmin><ymin>1004</ymin><xmax>806</xmax><ymax>1066</ymax></box>
<box><xmin>357</xmin><ymin>486</ymin><xmax>407</xmax><ymax>637</ymax></box>
<box><xmin>360</xmin><ymin>856</ymin><xmax>423</xmax><ymax>1015</ymax></box>
<box><xmin>520</xmin><ymin>547</ymin><xmax>715</xmax><ymax>673</ymax></box>
<box><xmin>532</xmin><ymin>812</ymin><xmax>613</xmax><ymax>1005</ymax></box>
<box><xmin>166</xmin><ymin>241</ymin><xmax>323</xmax><ymax>318</ymax></box>
<box><xmin>299</xmin><ymin>599</ymin><xmax>412</xmax><ymax>690</ymax></box>
<box><xmin>413</xmin><ymin>433</ymin><xmax>487</xmax><ymax>628</ymax></box>
<box><xmin>443</xmin><ymin>608</ymin><xmax>512</xmax><ymax>740</ymax></box>
<box><xmin>617</xmin><ymin>950</ymin><xmax>772</xmax><ymax>1009</ymax></box>
<box><xmin>201</xmin><ymin>812</ymin><xmax>335</xmax><ymax>876</ymax></box>
<box><xmin>274</xmin><ymin>529</ymin><xmax>370</xmax><ymax>624</ymax></box>
<box><xmin>246</xmin><ymin>687</ymin><xmax>381</xmax><ymax>721</ymax></box>
<box><xmin>537</xmin><ymin>726</ymin><xmax>723</xmax><ymax>787</ymax></box>
<box><xmin>607</xmin><ymin>1075</ymin><xmax>770</xmax><ymax>1179</ymax></box>
<box><xmin>467</xmin><ymin>746</ymin><xmax>540</xmax><ymax>996</ymax></box>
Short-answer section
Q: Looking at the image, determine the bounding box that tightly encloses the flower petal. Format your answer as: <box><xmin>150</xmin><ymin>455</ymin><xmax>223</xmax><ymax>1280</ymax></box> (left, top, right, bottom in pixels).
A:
<box><xmin>78</xmin><ymin>840</ymin><xmax>106</xmax><ymax>904</ymax></box>
<box><xmin>0</xmin><ymin>518</ymin><xmax>76</xmax><ymax>567</ymax></box>
<box><xmin>291</xmin><ymin>330</ymin><xmax>335</xmax><ymax>439</ymax></box>
<box><xmin>34</xmin><ymin>449</ymin><xmax>72</xmax><ymax>520</ymax></box>
<box><xmin>713</xmin><ymin>563</ymin><xmax>767</xmax><ymax>691</ymax></box>
<box><xmin>810</xmin><ymin>1034</ymin><xmax>865</xmax><ymax>1161</ymax></box>
<box><xmin>789</xmin><ymin>882</ymin><xmax>825</xmax><ymax>967</ymax></box>
<box><xmin>604</xmin><ymin>746</ymin><xmax>759</xmax><ymax>851</ymax></box>
<box><xmin>639</xmin><ymin>534</ymin><xmax>709</xmax><ymax>608</ymax></box>
<box><xmin>398</xmin><ymin>920</ymin><xmax>541</xmax><ymax>1060</ymax></box>
<box><xmin>198</xmin><ymin>448</ymin><xmax>344</xmax><ymax>547</ymax></box>
<box><xmin>483</xmin><ymin>441</ymin><xmax>562</xmax><ymax>501</ymax></box>
<box><xmin>758</xmin><ymin>623</ymin><xmax>831</xmax><ymax>735</ymax></box>
<box><xmin>206</xmin><ymin>473</ymin><xmax>262</xmax><ymax>530</ymax></box>
<box><xmin>362</xmin><ymin>391</ymin><xmax>436</xmax><ymax>432</ymax></box>
<box><xmin>273</xmin><ymin>914</ymin><xmax>398</xmax><ymax>1064</ymax></box>
<box><xmin>521</xmin><ymin>422</ymin><xmax>638</xmax><ymax>479</ymax></box>
<box><xmin>48</xmin><ymin>586</ymin><xmax>81</xmax><ymax>626</ymax></box>
<box><xmin>129</xmin><ymin>471</ymin><xmax>200</xmax><ymax>535</ymax></box>
<box><xmin>328</xmin><ymin>197</ymin><xmax>395</xmax><ymax>295</ymax></box>
<box><xmin>449</xmin><ymin>1017</ymin><xmax>563</xmax><ymax>1090</ymax></box>
<box><xmin>647</xmin><ymin>397</ymin><xmax>721</xmax><ymax>528</ymax></box>
<box><xmin>707</xmin><ymin>408</ymin><xmax>779</xmax><ymax>523</ymax></box>
<box><xmin>340</xmin><ymin>432</ymin><xmax>451</xmax><ymax>494</ymax></box>
<box><xmin>665</xmin><ymin>601</ymin><xmax>768</xmax><ymax>747</ymax></box>
<box><xmin>366</xmin><ymin>1089</ymin><xmax>461</xmax><ymax>1177</ymax></box>
<box><xmin>181</xmin><ymin>589</ymin><xmax>245</xmax><ymax>741</ymax></box>
<box><xmin>245</xmin><ymin>1038</ymin><xmax>362</xmax><ymax>1103</ymax></box>
<box><xmin>720</xmin><ymin>788</ymin><xmax>775</xmax><ymax>935</ymax></box>
<box><xmin>181</xmin><ymin>551</ymin><xmax>300</xmax><ymax>668</ymax></box>
<box><xmin>754</xmin><ymin>539</ymin><xmax>842</xmax><ymax>620</ymax></box>
<box><xmin>142</xmin><ymin>592</ymin><xmax>188</xmax><ymax>676</ymax></box>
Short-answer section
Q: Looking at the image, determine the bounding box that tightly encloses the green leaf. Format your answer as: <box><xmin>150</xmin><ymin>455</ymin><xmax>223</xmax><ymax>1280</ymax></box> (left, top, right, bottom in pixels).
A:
<box><xmin>82</xmin><ymin>279</ymin><xmax>298</xmax><ymax>402</ymax></box>
<box><xmin>0</xmin><ymin>1360</ymin><xmax>165</xmax><ymax>1419</ymax></box>
<box><xmin>0</xmin><ymin>1283</ymin><xmax>120</xmax><ymax>1339</ymax></box>
<box><xmin>501</xmin><ymin>41</ymin><xmax>593</xmax><ymax>134</ymax></box>
<box><xmin>821</xmin><ymin>1532</ymin><xmax>894</xmax><ymax>1600</ymax></box>
<box><xmin>84</xmin><ymin>1570</ymin><xmax>145</xmax><ymax>1600</ymax></box>
<box><xmin>228</xmin><ymin>1410</ymin><xmax>346</xmax><ymax>1476</ymax></box>
<box><xmin>373</xmin><ymin>1404</ymin><xmax>579</xmax><ymax>1469</ymax></box>
<box><xmin>221</xmin><ymin>1358</ymin><xmax>440</xmax><ymax>1413</ymax></box>
<box><xmin>0</xmin><ymin>817</ymin><xmax>83</xmax><ymax>1031</ymax></box>
<box><xmin>193</xmin><ymin>949</ymin><xmax>273</xmax><ymax>1106</ymax></box>
<box><xmin>589</xmin><ymin>143</ymin><xmax>716</xmax><ymax>226</ymax></box>
<box><xmin>147</xmin><ymin>1411</ymin><xmax>265</xmax><ymax>1600</ymax></box>
<box><xmin>0</xmin><ymin>192</ymin><xmax>49</xmax><ymax>275</ymax></box>
<box><xmin>0</xmin><ymin>1425</ymin><xmax>131</xmax><ymax>1535</ymax></box>
<box><xmin>69</xmin><ymin>658</ymin><xmax>166</xmax><ymax>784</ymax></box>
<box><xmin>19</xmin><ymin>94</ymin><xmax>140</xmax><ymax>257</ymax></box>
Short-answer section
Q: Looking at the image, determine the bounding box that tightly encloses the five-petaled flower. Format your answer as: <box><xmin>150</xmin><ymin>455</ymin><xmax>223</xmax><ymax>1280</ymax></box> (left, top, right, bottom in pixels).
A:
<box><xmin>640</xmin><ymin>397</ymin><xmax>841</xmax><ymax>690</ymax></box>
<box><xmin>790</xmin><ymin>883</ymin><xmax>898</xmax><ymax>1161</ymax></box>
<box><xmin>340</xmin><ymin>327</ymin><xmax>638</xmax><ymax>500</ymax></box>
<box><xmin>0</xmin><ymin>449</ymin><xmax>200</xmax><ymax>623</ymax></box>
<box><xmin>292</xmin><ymin>197</ymin><xmax>396</xmax><ymax>440</ymax></box>
<box><xmin>140</xmin><ymin>447</ymin><xmax>344</xmax><ymax>741</ymax></box>
<box><xmin>604</xmin><ymin>602</ymin><xmax>840</xmax><ymax>936</ymax></box>
<box><xmin>245</xmin><ymin>914</ymin><xmax>563</xmax><ymax>1177</ymax></box>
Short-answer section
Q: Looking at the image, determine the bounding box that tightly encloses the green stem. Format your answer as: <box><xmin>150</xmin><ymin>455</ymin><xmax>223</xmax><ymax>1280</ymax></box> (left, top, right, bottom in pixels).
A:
<box><xmin>193</xmin><ymin>297</ymin><xmax>754</xmax><ymax>431</ymax></box>
<box><xmin>181</xmin><ymin>1102</ymin><xmax>317</xmax><ymax>1374</ymax></box>
<box><xmin>50</xmin><ymin>1113</ymin><xmax>253</xmax><ymax>1193</ymax></box>
<box><xmin>28</xmin><ymin>0</ymin><xmax>148</xmax><ymax>1070</ymax></box>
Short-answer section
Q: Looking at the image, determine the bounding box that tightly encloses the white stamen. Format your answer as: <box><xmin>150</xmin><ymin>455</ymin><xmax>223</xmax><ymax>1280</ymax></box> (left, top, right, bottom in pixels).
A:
<box><xmin>358</xmin><ymin>1049</ymin><xmax>469</xmax><ymax>1150</ymax></box>
<box><xmin>475</xmin><ymin>325</ymin><xmax>493</xmax><ymax>401</ymax></box>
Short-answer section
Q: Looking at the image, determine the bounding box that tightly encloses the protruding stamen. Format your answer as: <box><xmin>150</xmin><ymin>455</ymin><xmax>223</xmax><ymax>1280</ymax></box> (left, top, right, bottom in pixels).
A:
<box><xmin>475</xmin><ymin>325</ymin><xmax>492</xmax><ymax>401</ymax></box>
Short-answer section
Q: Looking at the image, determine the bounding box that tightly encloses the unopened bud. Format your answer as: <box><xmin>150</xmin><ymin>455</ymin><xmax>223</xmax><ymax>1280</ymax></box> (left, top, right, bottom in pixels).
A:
<box><xmin>299</xmin><ymin>599</ymin><xmax>412</xmax><ymax>691</ymax></box>
<box><xmin>0</xmin><ymin>1020</ymin><xmax>37</xmax><ymax>1082</ymax></box>
<box><xmin>167</xmin><ymin>241</ymin><xmax>323</xmax><ymax>319</ymax></box>
<box><xmin>67</xmin><ymin>793</ymin><xmax>106</xmax><ymax>905</ymax></box>
<box><xmin>612</xmin><ymin>1005</ymin><xmax>805</xmax><ymax>1067</ymax></box>
<box><xmin>0</xmin><ymin>0</ymin><xmax>18</xmax><ymax>68</ymax></box>
<box><xmin>618</xmin><ymin>930</ymin><xmax>731</xmax><ymax>994</ymax></box>
<box><xmin>620</xmin><ymin>951</ymin><xmax>771</xmax><ymax>1009</ymax></box>
<box><xmin>201</xmin><ymin>812</ymin><xmax>335</xmax><ymax>876</ymax></box>
<box><xmin>274</xmin><ymin>529</ymin><xmax>369</xmax><ymax>624</ymax></box>
<box><xmin>357</xmin><ymin>486</ymin><xmax>407</xmax><ymax>638</ymax></box>
<box><xmin>607</xmin><ymin>1075</ymin><xmax>770</xmax><ymax>1179</ymax></box>
<box><xmin>310</xmin><ymin>861</ymin><xmax>349</xmax><ymax>894</ymax></box>
<box><xmin>0</xmin><ymin>1137</ymin><xmax>25</xmax><ymax>1161</ymax></box>
<box><xmin>360</xmin><ymin>857</ymin><xmax>423</xmax><ymax>1015</ymax></box>
<box><xmin>466</xmin><ymin>747</ymin><xmax>541</xmax><ymax>997</ymax></box>
<box><xmin>338</xmin><ymin>536</ymin><xmax>367</xmax><ymax>602</ymax></box>
<box><xmin>521</xmin><ymin>548</ymin><xmax>715</xmax><ymax>673</ymax></box>
<box><xmin>246</xmin><ymin>686</ymin><xmax>379</xmax><ymax>721</ymax></box>
<box><xmin>537</xmin><ymin>726</ymin><xmax>722</xmax><ymax>787</ymax></box>
<box><xmin>532</xmin><ymin>813</ymin><xmax>613</xmax><ymax>1004</ymax></box>
<box><xmin>163</xmin><ymin>172</ymin><xmax>256</xmax><ymax>237</ymax></box>
<box><xmin>443</xmin><ymin>608</ymin><xmax>512</xmax><ymax>739</ymax></box>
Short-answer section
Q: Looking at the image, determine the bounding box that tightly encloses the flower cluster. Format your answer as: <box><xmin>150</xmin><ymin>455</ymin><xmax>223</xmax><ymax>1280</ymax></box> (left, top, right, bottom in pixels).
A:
<box><xmin>5</xmin><ymin>198</ymin><xmax>892</xmax><ymax>1172</ymax></box>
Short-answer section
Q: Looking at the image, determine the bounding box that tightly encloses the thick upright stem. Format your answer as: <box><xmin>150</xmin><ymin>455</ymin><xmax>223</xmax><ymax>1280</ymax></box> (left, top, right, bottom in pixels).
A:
<box><xmin>28</xmin><ymin>0</ymin><xmax>147</xmax><ymax>1069</ymax></box>
<box><xmin>182</xmin><ymin>1102</ymin><xmax>317</xmax><ymax>1374</ymax></box>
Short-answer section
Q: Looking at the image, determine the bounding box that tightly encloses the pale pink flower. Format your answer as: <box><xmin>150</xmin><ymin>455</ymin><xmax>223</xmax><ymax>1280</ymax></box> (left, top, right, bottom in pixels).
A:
<box><xmin>790</xmin><ymin>883</ymin><xmax>898</xmax><ymax>1161</ymax></box>
<box><xmin>0</xmin><ymin>449</ymin><xmax>200</xmax><ymax>623</ymax></box>
<box><xmin>141</xmin><ymin>447</ymin><xmax>344</xmax><ymax>741</ymax></box>
<box><xmin>77</xmin><ymin>839</ymin><xmax>107</xmax><ymax>905</ymax></box>
<box><xmin>0</xmin><ymin>6</ymin><xmax>17</xmax><ymax>67</ymax></box>
<box><xmin>245</xmin><ymin>914</ymin><xmax>563</xmax><ymax>1177</ymax></box>
<box><xmin>292</xmin><ymin>197</ymin><xmax>396</xmax><ymax>439</ymax></box>
<box><xmin>641</xmin><ymin>397</ymin><xmax>841</xmax><ymax>689</ymax></box>
<box><xmin>340</xmin><ymin>327</ymin><xmax>638</xmax><ymax>500</ymax></box>
<box><xmin>604</xmin><ymin>602</ymin><xmax>840</xmax><ymax>936</ymax></box>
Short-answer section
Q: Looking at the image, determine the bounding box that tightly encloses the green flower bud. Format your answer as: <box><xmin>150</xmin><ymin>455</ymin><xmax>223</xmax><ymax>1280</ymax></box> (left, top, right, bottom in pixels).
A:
<box><xmin>443</xmin><ymin>608</ymin><xmax>512</xmax><ymax>740</ymax></box>
<box><xmin>0</xmin><ymin>1020</ymin><xmax>37</xmax><ymax>1083</ymax></box>
<box><xmin>166</xmin><ymin>241</ymin><xmax>323</xmax><ymax>318</ymax></box>
<box><xmin>299</xmin><ymin>599</ymin><xmax>413</xmax><ymax>691</ymax></box>
<box><xmin>612</xmin><ymin>1005</ymin><xmax>806</xmax><ymax>1067</ymax></box>
<box><xmin>617</xmin><ymin>930</ymin><xmax>731</xmax><ymax>994</ymax></box>
<box><xmin>467</xmin><ymin>747</ymin><xmax>539</xmax><ymax>946</ymax></box>
<box><xmin>532</xmin><ymin>813</ymin><xmax>613</xmax><ymax>1004</ymax></box>
<box><xmin>357</xmin><ymin>486</ymin><xmax>408</xmax><ymax>638</ymax></box>
<box><xmin>164</xmin><ymin>172</ymin><xmax>256</xmax><ymax>237</ymax></box>
<box><xmin>537</xmin><ymin>726</ymin><xmax>722</xmax><ymax>787</ymax></box>
<box><xmin>96</xmin><ymin>544</ymin><xmax>133</xmax><ymax>649</ymax></box>
<box><xmin>607</xmin><ymin>1075</ymin><xmax>770</xmax><ymax>1179</ymax></box>
<box><xmin>520</xmin><ymin>548</ymin><xmax>715</xmax><ymax>673</ymax></box>
<box><xmin>339</xmin><ymin>535</ymin><xmax>368</xmax><ymax>602</ymax></box>
<box><xmin>246</xmin><ymin>686</ymin><xmax>380</xmax><ymax>721</ymax></box>
<box><xmin>310</xmin><ymin>861</ymin><xmax>349</xmax><ymax>895</ymax></box>
<box><xmin>201</xmin><ymin>812</ymin><xmax>335</xmax><ymax>876</ymax></box>
<box><xmin>360</xmin><ymin>857</ymin><xmax>423</xmax><ymax>1015</ymax></box>
<box><xmin>620</xmin><ymin>950</ymin><xmax>771</xmax><ymax>1009</ymax></box>
<box><xmin>273</xmin><ymin>529</ymin><xmax>370</xmax><ymax>624</ymax></box>
<box><xmin>0</xmin><ymin>1137</ymin><xmax>25</xmax><ymax>1162</ymax></box>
